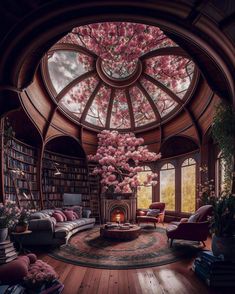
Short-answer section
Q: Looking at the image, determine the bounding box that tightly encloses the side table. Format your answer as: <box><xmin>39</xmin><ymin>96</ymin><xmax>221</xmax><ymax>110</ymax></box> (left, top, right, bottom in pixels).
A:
<box><xmin>11</xmin><ymin>230</ymin><xmax>32</xmax><ymax>253</ymax></box>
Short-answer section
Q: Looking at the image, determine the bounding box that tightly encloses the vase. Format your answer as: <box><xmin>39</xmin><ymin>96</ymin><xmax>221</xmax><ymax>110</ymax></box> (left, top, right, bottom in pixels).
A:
<box><xmin>15</xmin><ymin>223</ymin><xmax>28</xmax><ymax>233</ymax></box>
<box><xmin>0</xmin><ymin>227</ymin><xmax>8</xmax><ymax>242</ymax></box>
<box><xmin>211</xmin><ymin>234</ymin><xmax>235</xmax><ymax>261</ymax></box>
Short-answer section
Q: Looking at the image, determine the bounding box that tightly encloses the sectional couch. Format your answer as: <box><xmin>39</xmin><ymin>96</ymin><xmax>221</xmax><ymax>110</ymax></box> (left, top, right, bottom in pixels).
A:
<box><xmin>13</xmin><ymin>207</ymin><xmax>95</xmax><ymax>247</ymax></box>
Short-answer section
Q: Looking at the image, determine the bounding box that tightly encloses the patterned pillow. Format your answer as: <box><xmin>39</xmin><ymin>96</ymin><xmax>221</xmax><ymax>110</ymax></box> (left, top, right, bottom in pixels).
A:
<box><xmin>52</xmin><ymin>213</ymin><xmax>64</xmax><ymax>222</ymax></box>
<box><xmin>54</xmin><ymin>210</ymin><xmax>67</xmax><ymax>221</ymax></box>
<box><xmin>146</xmin><ymin>209</ymin><xmax>160</xmax><ymax>217</ymax></box>
<box><xmin>64</xmin><ymin>210</ymin><xmax>76</xmax><ymax>221</ymax></box>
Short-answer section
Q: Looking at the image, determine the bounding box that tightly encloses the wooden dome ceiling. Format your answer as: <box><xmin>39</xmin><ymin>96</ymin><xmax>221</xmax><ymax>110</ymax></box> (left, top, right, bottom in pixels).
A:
<box><xmin>0</xmin><ymin>0</ymin><xmax>234</xmax><ymax>155</ymax></box>
<box><xmin>41</xmin><ymin>22</ymin><xmax>197</xmax><ymax>132</ymax></box>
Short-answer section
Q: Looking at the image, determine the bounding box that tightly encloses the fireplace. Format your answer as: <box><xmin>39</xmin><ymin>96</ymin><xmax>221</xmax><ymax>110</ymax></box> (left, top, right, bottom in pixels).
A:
<box><xmin>110</xmin><ymin>207</ymin><xmax>125</xmax><ymax>223</ymax></box>
<box><xmin>101</xmin><ymin>193</ymin><xmax>137</xmax><ymax>223</ymax></box>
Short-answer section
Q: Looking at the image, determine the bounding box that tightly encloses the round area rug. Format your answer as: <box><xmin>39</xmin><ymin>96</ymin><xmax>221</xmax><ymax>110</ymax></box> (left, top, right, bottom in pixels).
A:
<box><xmin>49</xmin><ymin>226</ymin><xmax>202</xmax><ymax>269</ymax></box>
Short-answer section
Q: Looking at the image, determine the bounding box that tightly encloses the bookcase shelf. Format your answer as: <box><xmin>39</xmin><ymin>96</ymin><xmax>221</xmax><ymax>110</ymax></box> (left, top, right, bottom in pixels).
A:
<box><xmin>3</xmin><ymin>137</ymin><xmax>39</xmax><ymax>206</ymax></box>
<box><xmin>42</xmin><ymin>150</ymin><xmax>89</xmax><ymax>208</ymax></box>
<box><xmin>88</xmin><ymin>163</ymin><xmax>100</xmax><ymax>223</ymax></box>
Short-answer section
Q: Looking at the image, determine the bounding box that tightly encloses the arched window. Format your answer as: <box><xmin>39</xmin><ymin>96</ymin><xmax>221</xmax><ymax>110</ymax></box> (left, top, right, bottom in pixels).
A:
<box><xmin>181</xmin><ymin>158</ymin><xmax>196</xmax><ymax>213</ymax></box>
<box><xmin>160</xmin><ymin>163</ymin><xmax>175</xmax><ymax>210</ymax></box>
<box><xmin>137</xmin><ymin>166</ymin><xmax>152</xmax><ymax>209</ymax></box>
<box><xmin>216</xmin><ymin>152</ymin><xmax>226</xmax><ymax>193</ymax></box>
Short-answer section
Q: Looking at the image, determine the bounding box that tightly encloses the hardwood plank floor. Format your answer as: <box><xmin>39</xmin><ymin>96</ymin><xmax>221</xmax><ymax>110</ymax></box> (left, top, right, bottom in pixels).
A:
<box><xmin>38</xmin><ymin>227</ymin><xmax>234</xmax><ymax>294</ymax></box>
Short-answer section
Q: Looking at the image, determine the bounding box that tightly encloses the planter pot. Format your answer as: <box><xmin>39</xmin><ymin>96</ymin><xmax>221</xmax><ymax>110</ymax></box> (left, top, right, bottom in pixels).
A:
<box><xmin>211</xmin><ymin>234</ymin><xmax>235</xmax><ymax>261</ymax></box>
<box><xmin>0</xmin><ymin>227</ymin><xmax>8</xmax><ymax>242</ymax></box>
<box><xmin>15</xmin><ymin>223</ymin><xmax>28</xmax><ymax>233</ymax></box>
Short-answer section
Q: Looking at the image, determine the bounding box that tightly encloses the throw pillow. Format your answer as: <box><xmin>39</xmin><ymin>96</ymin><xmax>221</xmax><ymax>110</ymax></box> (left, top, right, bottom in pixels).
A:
<box><xmin>52</xmin><ymin>212</ymin><xmax>64</xmax><ymax>222</ymax></box>
<box><xmin>188</xmin><ymin>213</ymin><xmax>199</xmax><ymax>223</ymax></box>
<box><xmin>54</xmin><ymin>210</ymin><xmax>67</xmax><ymax>221</ymax></box>
<box><xmin>64</xmin><ymin>210</ymin><xmax>76</xmax><ymax>221</ymax></box>
<box><xmin>72</xmin><ymin>211</ymin><xmax>79</xmax><ymax>219</ymax></box>
<box><xmin>146</xmin><ymin>209</ymin><xmax>160</xmax><ymax>217</ymax></box>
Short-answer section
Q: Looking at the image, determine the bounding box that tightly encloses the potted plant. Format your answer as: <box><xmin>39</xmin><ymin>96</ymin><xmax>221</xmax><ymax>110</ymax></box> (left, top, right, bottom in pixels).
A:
<box><xmin>209</xmin><ymin>192</ymin><xmax>235</xmax><ymax>260</ymax></box>
<box><xmin>15</xmin><ymin>208</ymin><xmax>31</xmax><ymax>233</ymax></box>
<box><xmin>0</xmin><ymin>200</ymin><xmax>21</xmax><ymax>242</ymax></box>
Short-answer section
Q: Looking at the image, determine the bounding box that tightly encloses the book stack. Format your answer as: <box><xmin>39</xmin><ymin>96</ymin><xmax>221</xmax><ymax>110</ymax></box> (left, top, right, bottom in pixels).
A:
<box><xmin>192</xmin><ymin>250</ymin><xmax>235</xmax><ymax>287</ymax></box>
<box><xmin>0</xmin><ymin>240</ymin><xmax>18</xmax><ymax>264</ymax></box>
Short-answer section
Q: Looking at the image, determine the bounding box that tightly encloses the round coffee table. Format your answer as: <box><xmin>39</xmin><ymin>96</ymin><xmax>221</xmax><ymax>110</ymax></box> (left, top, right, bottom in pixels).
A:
<box><xmin>100</xmin><ymin>225</ymin><xmax>141</xmax><ymax>241</ymax></box>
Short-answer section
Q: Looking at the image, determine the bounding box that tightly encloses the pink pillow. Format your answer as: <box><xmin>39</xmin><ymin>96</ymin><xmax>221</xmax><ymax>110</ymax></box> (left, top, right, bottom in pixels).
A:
<box><xmin>73</xmin><ymin>211</ymin><xmax>79</xmax><ymax>219</ymax></box>
<box><xmin>52</xmin><ymin>212</ymin><xmax>64</xmax><ymax>222</ymax></box>
<box><xmin>54</xmin><ymin>210</ymin><xmax>67</xmax><ymax>221</ymax></box>
<box><xmin>27</xmin><ymin>253</ymin><xmax>37</xmax><ymax>264</ymax></box>
<box><xmin>64</xmin><ymin>210</ymin><xmax>76</xmax><ymax>221</ymax></box>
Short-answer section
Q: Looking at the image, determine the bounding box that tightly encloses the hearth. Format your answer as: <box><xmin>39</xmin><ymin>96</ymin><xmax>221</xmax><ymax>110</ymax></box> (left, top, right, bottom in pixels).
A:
<box><xmin>101</xmin><ymin>193</ymin><xmax>137</xmax><ymax>223</ymax></box>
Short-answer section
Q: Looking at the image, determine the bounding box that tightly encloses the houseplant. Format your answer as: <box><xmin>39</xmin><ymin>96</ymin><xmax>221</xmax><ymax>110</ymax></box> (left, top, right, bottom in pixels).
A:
<box><xmin>15</xmin><ymin>208</ymin><xmax>31</xmax><ymax>233</ymax></box>
<box><xmin>0</xmin><ymin>200</ymin><xmax>21</xmax><ymax>242</ymax></box>
<box><xmin>212</xmin><ymin>103</ymin><xmax>235</xmax><ymax>191</ymax></box>
<box><xmin>208</xmin><ymin>192</ymin><xmax>235</xmax><ymax>260</ymax></box>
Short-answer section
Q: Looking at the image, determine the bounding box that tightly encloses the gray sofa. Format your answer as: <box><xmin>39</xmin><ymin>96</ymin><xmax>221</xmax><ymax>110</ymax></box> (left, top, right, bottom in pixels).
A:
<box><xmin>15</xmin><ymin>208</ymin><xmax>95</xmax><ymax>247</ymax></box>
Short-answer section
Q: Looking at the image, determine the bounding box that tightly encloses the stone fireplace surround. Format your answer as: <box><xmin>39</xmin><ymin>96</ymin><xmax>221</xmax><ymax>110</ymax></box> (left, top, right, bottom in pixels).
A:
<box><xmin>101</xmin><ymin>193</ymin><xmax>137</xmax><ymax>224</ymax></box>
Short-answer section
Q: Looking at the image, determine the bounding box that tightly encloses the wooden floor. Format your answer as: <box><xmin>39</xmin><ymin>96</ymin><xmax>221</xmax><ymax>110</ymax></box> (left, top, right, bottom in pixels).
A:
<box><xmin>39</xmin><ymin>228</ymin><xmax>233</xmax><ymax>294</ymax></box>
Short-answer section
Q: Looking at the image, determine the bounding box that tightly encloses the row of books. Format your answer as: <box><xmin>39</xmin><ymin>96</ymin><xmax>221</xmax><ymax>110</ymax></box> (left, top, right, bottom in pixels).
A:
<box><xmin>7</xmin><ymin>138</ymin><xmax>35</xmax><ymax>156</ymax></box>
<box><xmin>44</xmin><ymin>152</ymin><xmax>86</xmax><ymax>165</ymax></box>
<box><xmin>43</xmin><ymin>186</ymin><xmax>89</xmax><ymax>193</ymax></box>
<box><xmin>7</xmin><ymin>151</ymin><xmax>36</xmax><ymax>165</ymax></box>
<box><xmin>192</xmin><ymin>250</ymin><xmax>235</xmax><ymax>287</ymax></box>
<box><xmin>6</xmin><ymin>160</ymin><xmax>37</xmax><ymax>172</ymax></box>
<box><xmin>43</xmin><ymin>178</ymin><xmax>88</xmax><ymax>186</ymax></box>
<box><xmin>0</xmin><ymin>240</ymin><xmax>18</xmax><ymax>264</ymax></box>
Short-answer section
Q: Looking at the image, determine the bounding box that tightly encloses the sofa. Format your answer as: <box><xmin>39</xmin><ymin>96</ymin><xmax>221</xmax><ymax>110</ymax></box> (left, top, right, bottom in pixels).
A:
<box><xmin>12</xmin><ymin>207</ymin><xmax>95</xmax><ymax>247</ymax></box>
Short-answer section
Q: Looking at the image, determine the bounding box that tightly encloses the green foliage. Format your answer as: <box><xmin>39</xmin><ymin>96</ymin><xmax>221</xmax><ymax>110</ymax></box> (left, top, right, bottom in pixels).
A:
<box><xmin>209</xmin><ymin>193</ymin><xmax>235</xmax><ymax>237</ymax></box>
<box><xmin>212</xmin><ymin>103</ymin><xmax>235</xmax><ymax>190</ymax></box>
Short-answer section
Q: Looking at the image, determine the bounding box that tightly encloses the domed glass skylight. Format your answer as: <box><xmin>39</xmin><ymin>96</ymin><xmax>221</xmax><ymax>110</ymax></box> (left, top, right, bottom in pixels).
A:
<box><xmin>43</xmin><ymin>22</ymin><xmax>196</xmax><ymax>131</ymax></box>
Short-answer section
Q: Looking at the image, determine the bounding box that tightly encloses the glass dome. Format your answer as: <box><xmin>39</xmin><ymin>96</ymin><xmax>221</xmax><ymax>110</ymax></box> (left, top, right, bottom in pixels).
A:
<box><xmin>42</xmin><ymin>22</ymin><xmax>196</xmax><ymax>131</ymax></box>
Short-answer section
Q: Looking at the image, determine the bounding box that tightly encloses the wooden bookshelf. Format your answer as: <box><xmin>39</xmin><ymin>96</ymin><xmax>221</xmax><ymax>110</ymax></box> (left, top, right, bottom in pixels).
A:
<box><xmin>3</xmin><ymin>137</ymin><xmax>39</xmax><ymax>207</ymax></box>
<box><xmin>88</xmin><ymin>163</ymin><xmax>100</xmax><ymax>222</ymax></box>
<box><xmin>42</xmin><ymin>150</ymin><xmax>89</xmax><ymax>208</ymax></box>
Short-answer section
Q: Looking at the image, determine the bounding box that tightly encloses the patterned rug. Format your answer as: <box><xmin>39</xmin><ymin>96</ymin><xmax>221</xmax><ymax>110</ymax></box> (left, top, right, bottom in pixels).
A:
<box><xmin>49</xmin><ymin>226</ymin><xmax>202</xmax><ymax>269</ymax></box>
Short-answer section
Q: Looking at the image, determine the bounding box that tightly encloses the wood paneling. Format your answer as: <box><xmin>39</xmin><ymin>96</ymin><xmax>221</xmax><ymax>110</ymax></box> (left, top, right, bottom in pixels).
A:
<box><xmin>163</xmin><ymin>111</ymin><xmax>191</xmax><ymax>139</ymax></box>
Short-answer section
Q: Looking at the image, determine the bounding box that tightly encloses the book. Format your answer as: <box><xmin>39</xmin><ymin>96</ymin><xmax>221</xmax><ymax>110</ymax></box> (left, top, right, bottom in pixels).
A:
<box><xmin>0</xmin><ymin>240</ymin><xmax>11</xmax><ymax>246</ymax></box>
<box><xmin>0</xmin><ymin>244</ymin><xmax>15</xmax><ymax>254</ymax></box>
<box><xmin>0</xmin><ymin>249</ymin><xmax>17</xmax><ymax>258</ymax></box>
<box><xmin>0</xmin><ymin>253</ymin><xmax>17</xmax><ymax>264</ymax></box>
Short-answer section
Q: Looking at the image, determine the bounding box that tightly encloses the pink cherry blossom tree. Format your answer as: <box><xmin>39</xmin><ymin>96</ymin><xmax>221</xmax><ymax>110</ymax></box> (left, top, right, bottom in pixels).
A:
<box><xmin>88</xmin><ymin>130</ymin><xmax>161</xmax><ymax>193</ymax></box>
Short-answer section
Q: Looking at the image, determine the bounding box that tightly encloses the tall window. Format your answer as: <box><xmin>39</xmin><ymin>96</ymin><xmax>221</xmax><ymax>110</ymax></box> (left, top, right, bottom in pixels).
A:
<box><xmin>137</xmin><ymin>166</ymin><xmax>152</xmax><ymax>209</ymax></box>
<box><xmin>216</xmin><ymin>153</ymin><xmax>226</xmax><ymax>193</ymax></box>
<box><xmin>181</xmin><ymin>158</ymin><xmax>196</xmax><ymax>213</ymax></box>
<box><xmin>160</xmin><ymin>163</ymin><xmax>175</xmax><ymax>210</ymax></box>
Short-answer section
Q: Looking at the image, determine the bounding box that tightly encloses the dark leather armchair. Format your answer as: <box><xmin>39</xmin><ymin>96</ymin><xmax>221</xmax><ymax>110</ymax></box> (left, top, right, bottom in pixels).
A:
<box><xmin>166</xmin><ymin>205</ymin><xmax>213</xmax><ymax>247</ymax></box>
<box><xmin>137</xmin><ymin>202</ymin><xmax>165</xmax><ymax>228</ymax></box>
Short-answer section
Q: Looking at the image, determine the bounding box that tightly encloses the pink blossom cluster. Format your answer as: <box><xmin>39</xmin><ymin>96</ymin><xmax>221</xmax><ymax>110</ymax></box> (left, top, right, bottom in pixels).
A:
<box><xmin>88</xmin><ymin>130</ymin><xmax>161</xmax><ymax>193</ymax></box>
<box><xmin>24</xmin><ymin>260</ymin><xmax>58</xmax><ymax>286</ymax></box>
<box><xmin>0</xmin><ymin>200</ymin><xmax>21</xmax><ymax>229</ymax></box>
<box><xmin>61</xmin><ymin>22</ymin><xmax>175</xmax><ymax>78</ymax></box>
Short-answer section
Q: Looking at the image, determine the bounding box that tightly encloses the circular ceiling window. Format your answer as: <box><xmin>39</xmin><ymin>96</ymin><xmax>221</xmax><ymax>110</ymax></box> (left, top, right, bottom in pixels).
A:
<box><xmin>42</xmin><ymin>22</ymin><xmax>197</xmax><ymax>131</ymax></box>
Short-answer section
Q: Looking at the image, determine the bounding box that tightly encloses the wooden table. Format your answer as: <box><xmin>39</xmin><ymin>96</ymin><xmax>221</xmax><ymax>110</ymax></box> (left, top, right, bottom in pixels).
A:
<box><xmin>100</xmin><ymin>225</ymin><xmax>141</xmax><ymax>241</ymax></box>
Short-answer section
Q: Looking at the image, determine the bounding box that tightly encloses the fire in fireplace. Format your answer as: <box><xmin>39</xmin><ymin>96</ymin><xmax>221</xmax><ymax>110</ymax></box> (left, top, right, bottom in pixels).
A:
<box><xmin>110</xmin><ymin>208</ymin><xmax>125</xmax><ymax>223</ymax></box>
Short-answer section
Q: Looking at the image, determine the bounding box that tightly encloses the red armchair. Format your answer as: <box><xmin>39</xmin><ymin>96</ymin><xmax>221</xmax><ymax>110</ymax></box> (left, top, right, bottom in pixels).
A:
<box><xmin>166</xmin><ymin>205</ymin><xmax>213</xmax><ymax>247</ymax></box>
<box><xmin>137</xmin><ymin>202</ymin><xmax>165</xmax><ymax>228</ymax></box>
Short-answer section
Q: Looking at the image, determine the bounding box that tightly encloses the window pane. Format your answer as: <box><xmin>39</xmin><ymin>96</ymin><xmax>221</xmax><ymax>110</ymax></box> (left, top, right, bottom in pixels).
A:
<box><xmin>137</xmin><ymin>186</ymin><xmax>152</xmax><ymax>209</ymax></box>
<box><xmin>160</xmin><ymin>168</ymin><xmax>175</xmax><ymax>210</ymax></box>
<box><xmin>181</xmin><ymin>164</ymin><xmax>196</xmax><ymax>213</ymax></box>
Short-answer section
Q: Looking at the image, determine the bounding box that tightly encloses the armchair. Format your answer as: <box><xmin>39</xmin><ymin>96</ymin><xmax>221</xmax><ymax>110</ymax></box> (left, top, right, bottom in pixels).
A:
<box><xmin>137</xmin><ymin>202</ymin><xmax>165</xmax><ymax>228</ymax></box>
<box><xmin>166</xmin><ymin>205</ymin><xmax>213</xmax><ymax>247</ymax></box>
